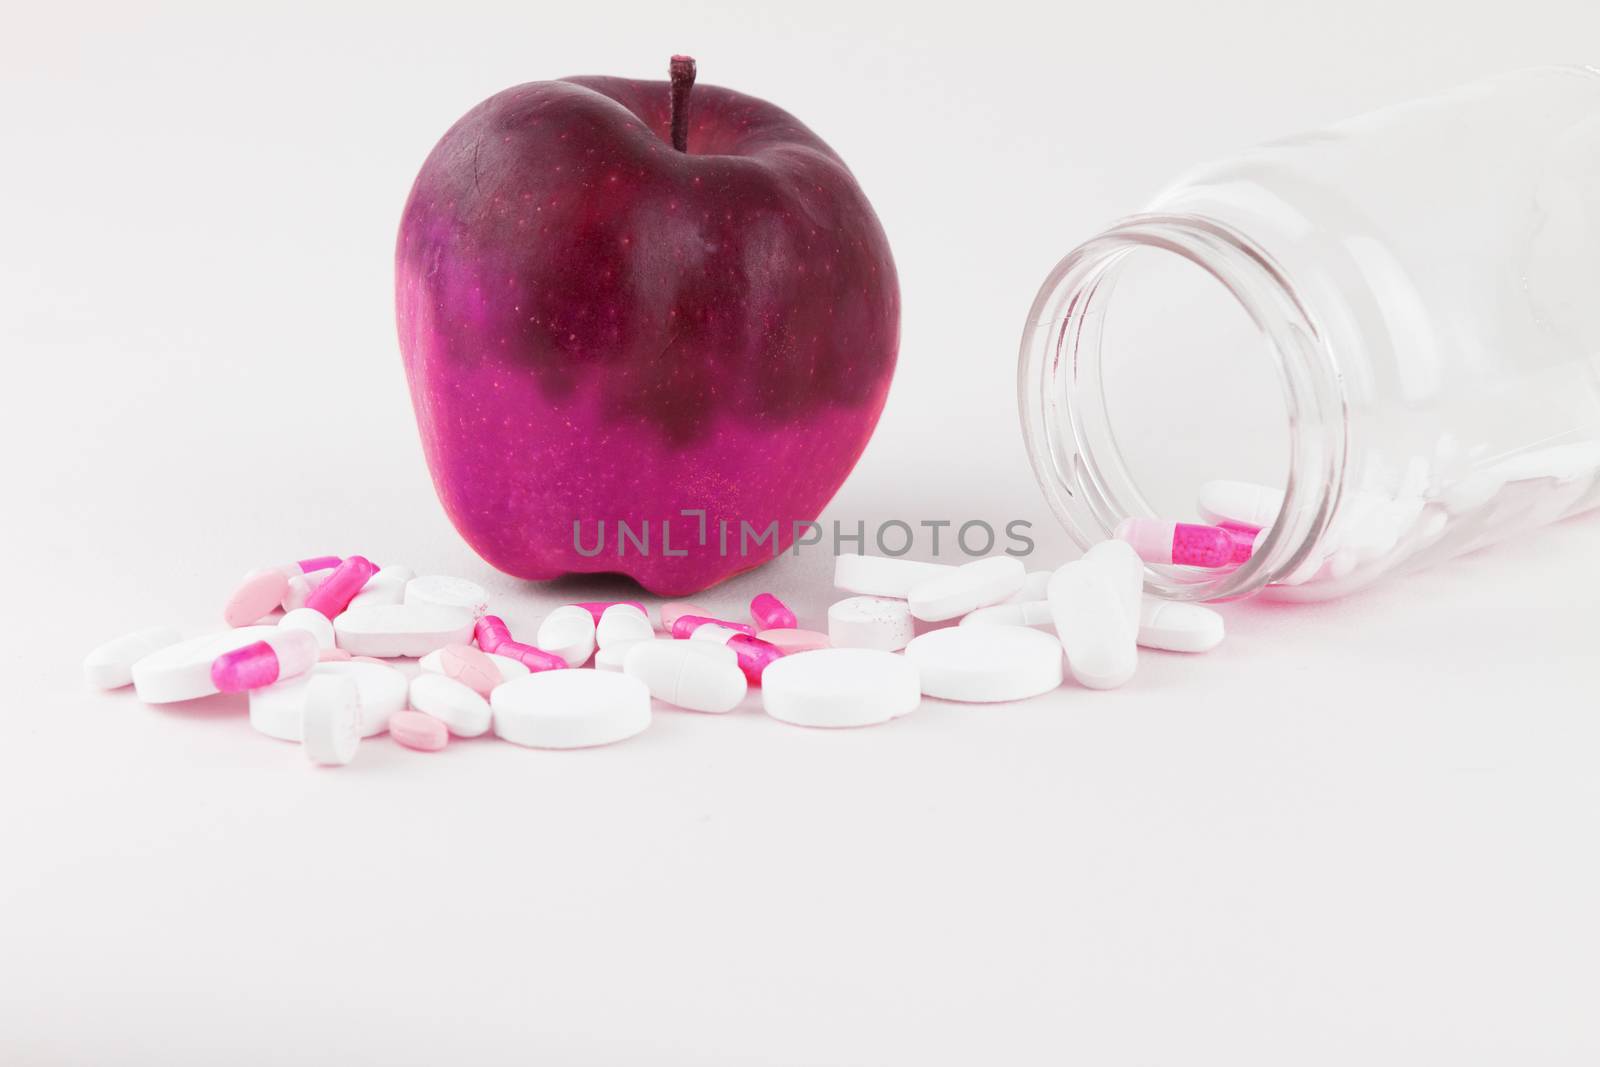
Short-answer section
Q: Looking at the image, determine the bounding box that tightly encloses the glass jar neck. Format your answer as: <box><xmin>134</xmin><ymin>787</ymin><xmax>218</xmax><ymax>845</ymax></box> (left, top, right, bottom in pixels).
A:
<box><xmin>1018</xmin><ymin>213</ymin><xmax>1350</xmax><ymax>600</ymax></box>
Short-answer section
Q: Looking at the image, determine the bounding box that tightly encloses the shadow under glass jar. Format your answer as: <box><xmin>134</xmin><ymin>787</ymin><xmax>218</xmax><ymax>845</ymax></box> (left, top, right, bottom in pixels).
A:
<box><xmin>1021</xmin><ymin>66</ymin><xmax>1600</xmax><ymax>601</ymax></box>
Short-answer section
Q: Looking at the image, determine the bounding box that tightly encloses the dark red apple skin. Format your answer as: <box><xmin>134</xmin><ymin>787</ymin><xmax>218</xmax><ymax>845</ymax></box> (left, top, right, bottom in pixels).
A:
<box><xmin>396</xmin><ymin>74</ymin><xmax>899</xmax><ymax>596</ymax></box>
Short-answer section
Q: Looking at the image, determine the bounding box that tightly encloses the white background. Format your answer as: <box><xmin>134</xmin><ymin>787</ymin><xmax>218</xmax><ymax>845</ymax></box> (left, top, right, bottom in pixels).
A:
<box><xmin>4</xmin><ymin>1</ymin><xmax>1599</xmax><ymax>1063</ymax></box>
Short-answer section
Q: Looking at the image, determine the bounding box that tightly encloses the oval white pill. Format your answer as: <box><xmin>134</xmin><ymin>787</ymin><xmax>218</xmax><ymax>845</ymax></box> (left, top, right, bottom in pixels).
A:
<box><xmin>403</xmin><ymin>575</ymin><xmax>489</xmax><ymax>618</ymax></box>
<box><xmin>904</xmin><ymin>625</ymin><xmax>1064</xmax><ymax>702</ymax></box>
<box><xmin>624</xmin><ymin>640</ymin><xmax>747</xmax><ymax>713</ymax></box>
<box><xmin>827</xmin><ymin>596</ymin><xmax>915</xmax><ymax>652</ymax></box>
<box><xmin>595</xmin><ymin>604</ymin><xmax>654</xmax><ymax>648</ymax></box>
<box><xmin>595</xmin><ymin>638</ymin><xmax>653</xmax><ymax>672</ymax></box>
<box><xmin>1084</xmin><ymin>539</ymin><xmax>1143</xmax><ymax>643</ymax></box>
<box><xmin>536</xmin><ymin>605</ymin><xmax>597</xmax><ymax>667</ymax></box>
<box><xmin>761</xmin><ymin>648</ymin><xmax>921</xmax><ymax>728</ymax></box>
<box><xmin>278</xmin><ymin>607</ymin><xmax>335</xmax><ymax>650</ymax></box>
<box><xmin>959</xmin><ymin>601</ymin><xmax>1056</xmax><ymax>629</ymax></box>
<box><xmin>1137</xmin><ymin>597</ymin><xmax>1225</xmax><ymax>653</ymax></box>
<box><xmin>408</xmin><ymin>673</ymin><xmax>492</xmax><ymax>737</ymax></box>
<box><xmin>249</xmin><ymin>659</ymin><xmax>408</xmax><ymax>741</ymax></box>
<box><xmin>419</xmin><ymin>648</ymin><xmax>529</xmax><ymax>684</ymax></box>
<box><xmin>833</xmin><ymin>554</ymin><xmax>957</xmax><ymax>598</ymax></box>
<box><xmin>84</xmin><ymin>626</ymin><xmax>182</xmax><ymax>690</ymax></box>
<box><xmin>130</xmin><ymin>626</ymin><xmax>277</xmax><ymax>703</ymax></box>
<box><xmin>1048</xmin><ymin>559</ymin><xmax>1137</xmax><ymax>690</ymax></box>
<box><xmin>1197</xmin><ymin>479</ymin><xmax>1284</xmax><ymax>529</ymax></box>
<box><xmin>346</xmin><ymin>565</ymin><xmax>414</xmax><ymax>611</ymax></box>
<box><xmin>303</xmin><ymin>675</ymin><xmax>361</xmax><ymax>766</ymax></box>
<box><xmin>333</xmin><ymin>603</ymin><xmax>474</xmax><ymax>658</ymax></box>
<box><xmin>491</xmin><ymin>670</ymin><xmax>652</xmax><ymax>749</ymax></box>
<box><xmin>907</xmin><ymin>556</ymin><xmax>1027</xmax><ymax>622</ymax></box>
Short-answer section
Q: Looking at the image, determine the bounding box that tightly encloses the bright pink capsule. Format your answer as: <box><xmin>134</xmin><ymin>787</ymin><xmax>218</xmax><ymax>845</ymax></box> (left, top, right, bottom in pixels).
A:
<box><xmin>475</xmin><ymin>615</ymin><xmax>512</xmax><ymax>653</ymax></box>
<box><xmin>222</xmin><ymin>555</ymin><xmax>344</xmax><ymax>628</ymax></box>
<box><xmin>1115</xmin><ymin>518</ymin><xmax>1236</xmax><ymax>568</ymax></box>
<box><xmin>749</xmin><ymin>593</ymin><xmax>797</xmax><ymax>631</ymax></box>
<box><xmin>494</xmin><ymin>639</ymin><xmax>568</xmax><ymax>672</ymax></box>
<box><xmin>670</xmin><ymin>614</ymin><xmax>755</xmax><ymax>640</ymax></box>
<box><xmin>574</xmin><ymin>601</ymin><xmax>648</xmax><ymax>624</ymax></box>
<box><xmin>304</xmin><ymin>555</ymin><xmax>379</xmax><ymax>619</ymax></box>
<box><xmin>690</xmin><ymin>627</ymin><xmax>784</xmax><ymax>684</ymax></box>
<box><xmin>1218</xmin><ymin>521</ymin><xmax>1266</xmax><ymax>563</ymax></box>
<box><xmin>210</xmin><ymin>629</ymin><xmax>319</xmax><ymax>693</ymax></box>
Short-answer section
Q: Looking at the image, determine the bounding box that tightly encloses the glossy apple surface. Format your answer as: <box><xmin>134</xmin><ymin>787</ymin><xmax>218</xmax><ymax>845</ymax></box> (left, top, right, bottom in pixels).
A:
<box><xmin>396</xmin><ymin>63</ymin><xmax>899</xmax><ymax>595</ymax></box>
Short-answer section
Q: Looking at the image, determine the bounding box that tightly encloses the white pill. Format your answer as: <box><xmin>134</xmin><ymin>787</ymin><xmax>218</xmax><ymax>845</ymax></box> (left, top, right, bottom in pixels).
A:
<box><xmin>833</xmin><ymin>554</ymin><xmax>957</xmax><ymax>598</ymax></box>
<box><xmin>345</xmin><ymin>565</ymin><xmax>414</xmax><ymax>611</ymax></box>
<box><xmin>827</xmin><ymin>596</ymin><xmax>916</xmax><ymax>651</ymax></box>
<box><xmin>491</xmin><ymin>670</ymin><xmax>652</xmax><ymax>749</ymax></box>
<box><xmin>84</xmin><ymin>625</ymin><xmax>182</xmax><ymax>690</ymax></box>
<box><xmin>333</xmin><ymin>603</ymin><xmax>474</xmax><ymax>658</ymax></box>
<box><xmin>408</xmin><ymin>673</ymin><xmax>492</xmax><ymax>737</ymax></box>
<box><xmin>904</xmin><ymin>625</ymin><xmax>1064</xmax><ymax>702</ymax></box>
<box><xmin>536</xmin><ymin>604</ymin><xmax>597</xmax><ymax>667</ymax></box>
<box><xmin>281</xmin><ymin>567</ymin><xmax>334</xmax><ymax>612</ymax></box>
<box><xmin>130</xmin><ymin>626</ymin><xmax>277</xmax><ymax>704</ymax></box>
<box><xmin>624</xmin><ymin>640</ymin><xmax>747</xmax><ymax>713</ymax></box>
<box><xmin>595</xmin><ymin>604</ymin><xmax>654</xmax><ymax>648</ymax></box>
<box><xmin>907</xmin><ymin>556</ymin><xmax>1027</xmax><ymax>621</ymax></box>
<box><xmin>277</xmin><ymin>607</ymin><xmax>334</xmax><ymax>650</ymax></box>
<box><xmin>418</xmin><ymin>648</ymin><xmax>529</xmax><ymax>684</ymax></box>
<box><xmin>1048</xmin><ymin>559</ymin><xmax>1137</xmax><ymax>690</ymax></box>
<box><xmin>250</xmin><ymin>659</ymin><xmax>408</xmax><ymax>740</ymax></box>
<box><xmin>959</xmin><ymin>600</ymin><xmax>1056</xmax><ymax>629</ymax></box>
<box><xmin>1001</xmin><ymin>571</ymin><xmax>1053</xmax><ymax>604</ymax></box>
<box><xmin>303</xmin><ymin>675</ymin><xmax>361</xmax><ymax>767</ymax></box>
<box><xmin>1084</xmin><ymin>539</ymin><xmax>1143</xmax><ymax>643</ymax></box>
<box><xmin>404</xmin><ymin>574</ymin><xmax>489</xmax><ymax>618</ymax></box>
<box><xmin>1197</xmin><ymin>479</ymin><xmax>1284</xmax><ymax>528</ymax></box>
<box><xmin>595</xmin><ymin>638</ymin><xmax>653</xmax><ymax>672</ymax></box>
<box><xmin>1137</xmin><ymin>597</ymin><xmax>1225</xmax><ymax>652</ymax></box>
<box><xmin>761</xmin><ymin>648</ymin><xmax>920</xmax><ymax>728</ymax></box>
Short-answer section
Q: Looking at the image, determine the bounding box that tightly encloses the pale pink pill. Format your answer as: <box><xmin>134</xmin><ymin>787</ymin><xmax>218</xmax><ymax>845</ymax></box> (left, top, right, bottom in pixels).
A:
<box><xmin>224</xmin><ymin>570</ymin><xmax>291</xmax><ymax>628</ymax></box>
<box><xmin>755</xmin><ymin>628</ymin><xmax>831</xmax><ymax>653</ymax></box>
<box><xmin>318</xmin><ymin>647</ymin><xmax>353</xmax><ymax>662</ymax></box>
<box><xmin>660</xmin><ymin>601</ymin><xmax>711</xmax><ymax>630</ymax></box>
<box><xmin>389</xmin><ymin>710</ymin><xmax>449</xmax><ymax>752</ymax></box>
<box><xmin>304</xmin><ymin>555</ymin><xmax>379</xmax><ymax>619</ymax></box>
<box><xmin>670</xmin><ymin>614</ymin><xmax>755</xmax><ymax>639</ymax></box>
<box><xmin>750</xmin><ymin>593</ymin><xmax>798</xmax><ymax>631</ymax></box>
<box><xmin>474</xmin><ymin>615</ymin><xmax>512</xmax><ymax>653</ymax></box>
<box><xmin>438</xmin><ymin>643</ymin><xmax>500</xmax><ymax>697</ymax></box>
<box><xmin>575</xmin><ymin>600</ymin><xmax>648</xmax><ymax>624</ymax></box>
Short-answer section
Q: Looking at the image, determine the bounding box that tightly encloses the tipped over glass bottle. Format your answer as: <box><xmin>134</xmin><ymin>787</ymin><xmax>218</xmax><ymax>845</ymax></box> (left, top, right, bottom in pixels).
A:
<box><xmin>1020</xmin><ymin>67</ymin><xmax>1600</xmax><ymax>601</ymax></box>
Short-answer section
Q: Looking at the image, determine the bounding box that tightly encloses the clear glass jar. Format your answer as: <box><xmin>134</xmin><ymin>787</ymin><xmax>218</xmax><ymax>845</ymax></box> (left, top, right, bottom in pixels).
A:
<box><xmin>1020</xmin><ymin>66</ymin><xmax>1600</xmax><ymax>601</ymax></box>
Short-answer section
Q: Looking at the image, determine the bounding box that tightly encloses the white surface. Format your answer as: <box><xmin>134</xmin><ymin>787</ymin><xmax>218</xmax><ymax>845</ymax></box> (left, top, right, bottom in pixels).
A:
<box><xmin>5</xmin><ymin>0</ymin><xmax>1600</xmax><ymax>1062</ymax></box>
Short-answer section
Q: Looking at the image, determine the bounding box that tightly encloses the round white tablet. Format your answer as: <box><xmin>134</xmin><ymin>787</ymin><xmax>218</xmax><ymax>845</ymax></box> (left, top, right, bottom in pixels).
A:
<box><xmin>761</xmin><ymin>648</ymin><xmax>921</xmax><ymax>728</ymax></box>
<box><xmin>303</xmin><ymin>675</ymin><xmax>361</xmax><ymax>766</ymax></box>
<box><xmin>84</xmin><ymin>625</ymin><xmax>182</xmax><ymax>690</ymax></box>
<box><xmin>827</xmin><ymin>596</ymin><xmax>915</xmax><ymax>652</ymax></box>
<box><xmin>333</xmin><ymin>603</ymin><xmax>474</xmax><ymax>658</ymax></box>
<box><xmin>906</xmin><ymin>556</ymin><xmax>1027</xmax><ymax>622</ymax></box>
<box><xmin>491</xmin><ymin>670</ymin><xmax>651</xmax><ymax>749</ymax></box>
<box><xmin>408</xmin><ymin>673</ymin><xmax>492</xmax><ymax>737</ymax></box>
<box><xmin>403</xmin><ymin>574</ymin><xmax>489</xmax><ymax>617</ymax></box>
<box><xmin>249</xmin><ymin>659</ymin><xmax>408</xmax><ymax>741</ymax></box>
<box><xmin>418</xmin><ymin>648</ymin><xmax>529</xmax><ymax>683</ymax></box>
<box><xmin>536</xmin><ymin>605</ymin><xmax>598</xmax><ymax>667</ymax></box>
<box><xmin>903</xmin><ymin>625</ymin><xmax>1064</xmax><ymax>702</ymax></box>
<box><xmin>130</xmin><ymin>626</ymin><xmax>277</xmax><ymax>703</ymax></box>
<box><xmin>595</xmin><ymin>604</ymin><xmax>654</xmax><ymax>648</ymax></box>
<box><xmin>278</xmin><ymin>607</ymin><xmax>335</xmax><ymax>649</ymax></box>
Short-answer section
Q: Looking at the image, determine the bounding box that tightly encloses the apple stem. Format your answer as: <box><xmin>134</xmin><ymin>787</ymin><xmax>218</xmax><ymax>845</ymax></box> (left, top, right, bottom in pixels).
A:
<box><xmin>669</xmin><ymin>55</ymin><xmax>696</xmax><ymax>153</ymax></box>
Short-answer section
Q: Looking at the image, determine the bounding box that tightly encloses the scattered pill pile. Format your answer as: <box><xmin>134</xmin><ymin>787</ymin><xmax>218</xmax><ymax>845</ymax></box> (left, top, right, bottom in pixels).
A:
<box><xmin>85</xmin><ymin>533</ymin><xmax>1241</xmax><ymax>766</ymax></box>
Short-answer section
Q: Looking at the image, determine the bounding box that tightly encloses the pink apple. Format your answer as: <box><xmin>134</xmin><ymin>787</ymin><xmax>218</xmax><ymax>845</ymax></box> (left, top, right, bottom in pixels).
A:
<box><xmin>396</xmin><ymin>57</ymin><xmax>899</xmax><ymax>596</ymax></box>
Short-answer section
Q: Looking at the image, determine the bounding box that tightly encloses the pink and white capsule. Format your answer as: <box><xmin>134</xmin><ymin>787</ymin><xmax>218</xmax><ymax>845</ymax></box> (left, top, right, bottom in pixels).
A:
<box><xmin>1115</xmin><ymin>518</ymin><xmax>1245</xmax><ymax>568</ymax></box>
<box><xmin>223</xmin><ymin>555</ymin><xmax>343</xmax><ymax>627</ymax></box>
<box><xmin>304</xmin><ymin>555</ymin><xmax>379</xmax><ymax>619</ymax></box>
<box><xmin>690</xmin><ymin>625</ymin><xmax>785</xmax><ymax>684</ymax></box>
<box><xmin>670</xmin><ymin>614</ymin><xmax>755</xmax><ymax>640</ymax></box>
<box><xmin>210</xmin><ymin>628</ymin><xmax>320</xmax><ymax>693</ymax></box>
<box><xmin>749</xmin><ymin>593</ymin><xmax>798</xmax><ymax>631</ymax></box>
